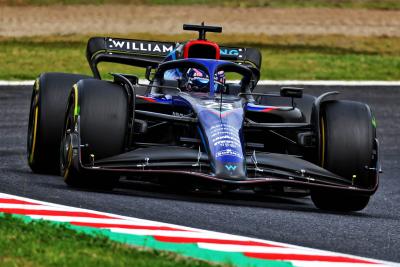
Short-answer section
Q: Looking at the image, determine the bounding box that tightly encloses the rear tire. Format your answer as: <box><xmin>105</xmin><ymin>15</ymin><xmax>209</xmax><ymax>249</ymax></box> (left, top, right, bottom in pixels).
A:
<box><xmin>311</xmin><ymin>100</ymin><xmax>376</xmax><ymax>212</ymax></box>
<box><xmin>60</xmin><ymin>79</ymin><xmax>128</xmax><ymax>190</ymax></box>
<box><xmin>27</xmin><ymin>73</ymin><xmax>91</xmax><ymax>174</ymax></box>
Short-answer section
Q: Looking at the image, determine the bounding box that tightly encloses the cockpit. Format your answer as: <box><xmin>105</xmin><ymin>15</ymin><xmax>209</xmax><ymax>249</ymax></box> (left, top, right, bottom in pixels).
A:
<box><xmin>150</xmin><ymin>58</ymin><xmax>253</xmax><ymax>97</ymax></box>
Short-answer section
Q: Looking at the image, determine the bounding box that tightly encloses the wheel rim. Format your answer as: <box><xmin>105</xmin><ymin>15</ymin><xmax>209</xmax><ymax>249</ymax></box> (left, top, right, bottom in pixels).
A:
<box><xmin>60</xmin><ymin>94</ymin><xmax>76</xmax><ymax>179</ymax></box>
<box><xmin>27</xmin><ymin>79</ymin><xmax>40</xmax><ymax>164</ymax></box>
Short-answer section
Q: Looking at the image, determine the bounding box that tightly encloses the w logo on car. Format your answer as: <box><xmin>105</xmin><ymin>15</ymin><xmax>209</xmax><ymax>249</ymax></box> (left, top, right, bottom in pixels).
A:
<box><xmin>225</xmin><ymin>165</ymin><xmax>237</xmax><ymax>171</ymax></box>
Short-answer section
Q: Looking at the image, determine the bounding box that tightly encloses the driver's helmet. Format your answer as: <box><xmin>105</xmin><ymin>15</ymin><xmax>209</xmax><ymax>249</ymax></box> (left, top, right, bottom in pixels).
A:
<box><xmin>185</xmin><ymin>68</ymin><xmax>225</xmax><ymax>93</ymax></box>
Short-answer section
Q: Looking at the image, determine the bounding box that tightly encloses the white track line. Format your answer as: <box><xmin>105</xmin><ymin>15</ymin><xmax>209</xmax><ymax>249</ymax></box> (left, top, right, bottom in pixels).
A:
<box><xmin>26</xmin><ymin>216</ymin><xmax>172</xmax><ymax>225</ymax></box>
<box><xmin>1</xmin><ymin>192</ymin><xmax>399</xmax><ymax>266</ymax></box>
<box><xmin>0</xmin><ymin>204</ymin><xmax>82</xmax><ymax>211</ymax></box>
<box><xmin>1</xmin><ymin>80</ymin><xmax>400</xmax><ymax>87</ymax></box>
<box><xmin>256</xmin><ymin>80</ymin><xmax>400</xmax><ymax>86</ymax></box>
<box><xmin>197</xmin><ymin>243</ymin><xmax>339</xmax><ymax>255</ymax></box>
<box><xmin>290</xmin><ymin>262</ymin><xmax>388</xmax><ymax>267</ymax></box>
<box><xmin>110</xmin><ymin>228</ymin><xmax>250</xmax><ymax>240</ymax></box>
<box><xmin>0</xmin><ymin>81</ymin><xmax>34</xmax><ymax>86</ymax></box>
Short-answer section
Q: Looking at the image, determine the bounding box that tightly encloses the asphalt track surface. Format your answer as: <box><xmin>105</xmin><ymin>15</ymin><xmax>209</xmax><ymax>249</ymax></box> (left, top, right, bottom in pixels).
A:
<box><xmin>0</xmin><ymin>85</ymin><xmax>399</xmax><ymax>262</ymax></box>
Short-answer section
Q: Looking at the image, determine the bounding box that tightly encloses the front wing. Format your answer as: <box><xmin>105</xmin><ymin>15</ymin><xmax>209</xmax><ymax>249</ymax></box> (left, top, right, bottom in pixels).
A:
<box><xmin>68</xmin><ymin>128</ymin><xmax>380</xmax><ymax>196</ymax></box>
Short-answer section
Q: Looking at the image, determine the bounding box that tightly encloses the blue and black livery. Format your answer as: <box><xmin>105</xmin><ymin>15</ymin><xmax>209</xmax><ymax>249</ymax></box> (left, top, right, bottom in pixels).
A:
<box><xmin>28</xmin><ymin>24</ymin><xmax>380</xmax><ymax>212</ymax></box>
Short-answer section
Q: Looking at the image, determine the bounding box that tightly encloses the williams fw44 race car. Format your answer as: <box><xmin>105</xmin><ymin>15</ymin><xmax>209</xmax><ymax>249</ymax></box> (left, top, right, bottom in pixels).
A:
<box><xmin>27</xmin><ymin>24</ymin><xmax>380</xmax><ymax>211</ymax></box>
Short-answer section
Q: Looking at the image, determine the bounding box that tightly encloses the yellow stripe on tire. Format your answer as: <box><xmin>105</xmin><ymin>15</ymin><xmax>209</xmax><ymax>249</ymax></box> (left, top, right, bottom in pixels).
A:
<box><xmin>73</xmin><ymin>84</ymin><xmax>79</xmax><ymax>117</ymax></box>
<box><xmin>28</xmin><ymin>78</ymin><xmax>40</xmax><ymax>164</ymax></box>
<box><xmin>28</xmin><ymin>106</ymin><xmax>39</xmax><ymax>164</ymax></box>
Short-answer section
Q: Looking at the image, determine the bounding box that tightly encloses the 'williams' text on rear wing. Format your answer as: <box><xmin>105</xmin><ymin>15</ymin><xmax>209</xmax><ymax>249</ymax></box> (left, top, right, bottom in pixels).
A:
<box><xmin>86</xmin><ymin>37</ymin><xmax>261</xmax><ymax>79</ymax></box>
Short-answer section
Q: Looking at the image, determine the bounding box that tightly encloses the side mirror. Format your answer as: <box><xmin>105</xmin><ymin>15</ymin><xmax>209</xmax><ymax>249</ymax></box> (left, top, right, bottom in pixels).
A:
<box><xmin>123</xmin><ymin>74</ymin><xmax>139</xmax><ymax>85</ymax></box>
<box><xmin>111</xmin><ymin>73</ymin><xmax>138</xmax><ymax>86</ymax></box>
<box><xmin>145</xmin><ymin>66</ymin><xmax>155</xmax><ymax>82</ymax></box>
<box><xmin>280</xmin><ymin>87</ymin><xmax>303</xmax><ymax>98</ymax></box>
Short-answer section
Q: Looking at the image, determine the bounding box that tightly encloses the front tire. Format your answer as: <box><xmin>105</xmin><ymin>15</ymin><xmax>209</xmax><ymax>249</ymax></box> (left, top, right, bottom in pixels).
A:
<box><xmin>311</xmin><ymin>191</ymin><xmax>370</xmax><ymax>212</ymax></box>
<box><xmin>27</xmin><ymin>73</ymin><xmax>91</xmax><ymax>174</ymax></box>
<box><xmin>311</xmin><ymin>100</ymin><xmax>376</xmax><ymax>212</ymax></box>
<box><xmin>60</xmin><ymin>79</ymin><xmax>128</xmax><ymax>190</ymax></box>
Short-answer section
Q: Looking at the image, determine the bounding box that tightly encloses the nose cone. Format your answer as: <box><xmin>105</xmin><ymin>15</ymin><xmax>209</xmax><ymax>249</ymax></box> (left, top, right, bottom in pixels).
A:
<box><xmin>214</xmin><ymin>158</ymin><xmax>247</xmax><ymax>180</ymax></box>
<box><xmin>197</xmin><ymin>105</ymin><xmax>247</xmax><ymax>180</ymax></box>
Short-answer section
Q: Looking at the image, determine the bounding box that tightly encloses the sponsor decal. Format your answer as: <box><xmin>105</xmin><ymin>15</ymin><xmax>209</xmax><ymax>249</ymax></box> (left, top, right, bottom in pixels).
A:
<box><xmin>172</xmin><ymin>112</ymin><xmax>186</xmax><ymax>117</ymax></box>
<box><xmin>225</xmin><ymin>164</ymin><xmax>237</xmax><ymax>171</ymax></box>
<box><xmin>214</xmin><ymin>140</ymin><xmax>240</xmax><ymax>148</ymax></box>
<box><xmin>216</xmin><ymin>149</ymin><xmax>243</xmax><ymax>159</ymax></box>
<box><xmin>197</xmin><ymin>105</ymin><xmax>245</xmax><ymax>165</ymax></box>
<box><xmin>220</xmin><ymin>48</ymin><xmax>239</xmax><ymax>56</ymax></box>
<box><xmin>209</xmin><ymin>123</ymin><xmax>243</xmax><ymax>161</ymax></box>
<box><xmin>106</xmin><ymin>38</ymin><xmax>174</xmax><ymax>55</ymax></box>
<box><xmin>212</xmin><ymin>135</ymin><xmax>241</xmax><ymax>143</ymax></box>
<box><xmin>220</xmin><ymin>47</ymin><xmax>243</xmax><ymax>58</ymax></box>
<box><xmin>210</xmin><ymin>125</ymin><xmax>241</xmax><ymax>148</ymax></box>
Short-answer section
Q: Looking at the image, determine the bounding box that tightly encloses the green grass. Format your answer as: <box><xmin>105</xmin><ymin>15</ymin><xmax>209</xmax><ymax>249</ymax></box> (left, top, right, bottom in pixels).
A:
<box><xmin>262</xmin><ymin>50</ymin><xmax>400</xmax><ymax>80</ymax></box>
<box><xmin>1</xmin><ymin>34</ymin><xmax>400</xmax><ymax>80</ymax></box>
<box><xmin>2</xmin><ymin>0</ymin><xmax>400</xmax><ymax>9</ymax></box>
<box><xmin>0</xmin><ymin>213</ymin><xmax>221</xmax><ymax>267</ymax></box>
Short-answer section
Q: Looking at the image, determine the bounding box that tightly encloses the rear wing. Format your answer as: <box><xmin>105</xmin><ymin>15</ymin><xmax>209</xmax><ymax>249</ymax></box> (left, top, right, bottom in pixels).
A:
<box><xmin>86</xmin><ymin>37</ymin><xmax>261</xmax><ymax>79</ymax></box>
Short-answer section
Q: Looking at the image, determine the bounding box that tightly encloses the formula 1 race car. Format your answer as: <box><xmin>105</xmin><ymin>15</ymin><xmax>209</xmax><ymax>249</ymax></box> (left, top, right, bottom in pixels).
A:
<box><xmin>27</xmin><ymin>24</ymin><xmax>380</xmax><ymax>211</ymax></box>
